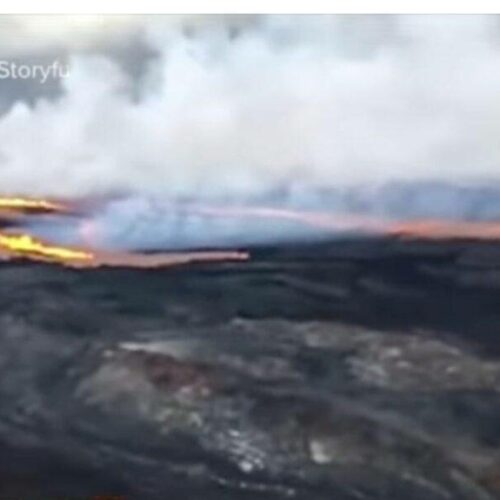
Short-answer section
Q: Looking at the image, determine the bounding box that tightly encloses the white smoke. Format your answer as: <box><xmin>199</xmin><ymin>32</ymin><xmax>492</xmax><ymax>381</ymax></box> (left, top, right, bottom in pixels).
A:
<box><xmin>3</xmin><ymin>15</ymin><xmax>500</xmax><ymax>249</ymax></box>
<box><xmin>1</xmin><ymin>15</ymin><xmax>500</xmax><ymax>197</ymax></box>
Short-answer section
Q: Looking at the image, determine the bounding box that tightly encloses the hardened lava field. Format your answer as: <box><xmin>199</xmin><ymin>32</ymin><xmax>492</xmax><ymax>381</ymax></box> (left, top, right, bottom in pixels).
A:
<box><xmin>1</xmin><ymin>238</ymin><xmax>500</xmax><ymax>500</ymax></box>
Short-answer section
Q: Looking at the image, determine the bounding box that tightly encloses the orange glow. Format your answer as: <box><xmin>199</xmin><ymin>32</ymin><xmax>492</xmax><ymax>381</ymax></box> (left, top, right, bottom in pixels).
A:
<box><xmin>0</xmin><ymin>231</ymin><xmax>249</xmax><ymax>268</ymax></box>
<box><xmin>4</xmin><ymin>196</ymin><xmax>500</xmax><ymax>270</ymax></box>
<box><xmin>184</xmin><ymin>204</ymin><xmax>500</xmax><ymax>241</ymax></box>
<box><xmin>0</xmin><ymin>232</ymin><xmax>93</xmax><ymax>264</ymax></box>
<box><xmin>0</xmin><ymin>196</ymin><xmax>66</xmax><ymax>213</ymax></box>
<box><xmin>387</xmin><ymin>219</ymin><xmax>500</xmax><ymax>240</ymax></box>
<box><xmin>89</xmin><ymin>249</ymin><xmax>250</xmax><ymax>268</ymax></box>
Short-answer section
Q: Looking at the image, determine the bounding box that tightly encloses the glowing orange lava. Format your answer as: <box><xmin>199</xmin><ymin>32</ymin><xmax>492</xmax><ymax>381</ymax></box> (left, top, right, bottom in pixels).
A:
<box><xmin>0</xmin><ymin>231</ymin><xmax>249</xmax><ymax>269</ymax></box>
<box><xmin>0</xmin><ymin>196</ymin><xmax>66</xmax><ymax>214</ymax></box>
<box><xmin>185</xmin><ymin>204</ymin><xmax>500</xmax><ymax>241</ymax></box>
<box><xmin>4</xmin><ymin>196</ymin><xmax>500</xmax><ymax>270</ymax></box>
<box><xmin>387</xmin><ymin>219</ymin><xmax>500</xmax><ymax>240</ymax></box>
<box><xmin>0</xmin><ymin>232</ymin><xmax>94</xmax><ymax>264</ymax></box>
<box><xmin>0</xmin><ymin>196</ymin><xmax>250</xmax><ymax>268</ymax></box>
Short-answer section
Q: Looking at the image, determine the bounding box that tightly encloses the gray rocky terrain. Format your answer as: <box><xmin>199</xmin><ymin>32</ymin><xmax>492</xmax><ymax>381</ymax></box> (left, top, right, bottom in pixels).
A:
<box><xmin>1</xmin><ymin>237</ymin><xmax>500</xmax><ymax>499</ymax></box>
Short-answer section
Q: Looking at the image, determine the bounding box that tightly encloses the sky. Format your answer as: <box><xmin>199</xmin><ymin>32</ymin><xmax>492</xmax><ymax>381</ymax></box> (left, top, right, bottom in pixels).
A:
<box><xmin>1</xmin><ymin>15</ymin><xmax>500</xmax><ymax>249</ymax></box>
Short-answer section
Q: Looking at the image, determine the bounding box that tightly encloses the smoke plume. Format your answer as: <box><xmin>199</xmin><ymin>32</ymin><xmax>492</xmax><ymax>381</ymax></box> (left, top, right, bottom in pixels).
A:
<box><xmin>2</xmin><ymin>15</ymin><xmax>500</xmax><ymax>249</ymax></box>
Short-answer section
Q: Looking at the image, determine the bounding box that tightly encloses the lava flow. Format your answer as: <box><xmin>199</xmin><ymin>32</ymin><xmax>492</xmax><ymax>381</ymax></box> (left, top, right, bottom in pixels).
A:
<box><xmin>0</xmin><ymin>195</ymin><xmax>250</xmax><ymax>268</ymax></box>
<box><xmin>0</xmin><ymin>233</ymin><xmax>94</xmax><ymax>264</ymax></box>
<box><xmin>184</xmin><ymin>204</ymin><xmax>500</xmax><ymax>241</ymax></box>
<box><xmin>0</xmin><ymin>196</ymin><xmax>67</xmax><ymax>214</ymax></box>
<box><xmin>387</xmin><ymin>219</ymin><xmax>500</xmax><ymax>240</ymax></box>
<box><xmin>5</xmin><ymin>194</ymin><xmax>500</xmax><ymax>269</ymax></box>
<box><xmin>0</xmin><ymin>231</ymin><xmax>249</xmax><ymax>268</ymax></box>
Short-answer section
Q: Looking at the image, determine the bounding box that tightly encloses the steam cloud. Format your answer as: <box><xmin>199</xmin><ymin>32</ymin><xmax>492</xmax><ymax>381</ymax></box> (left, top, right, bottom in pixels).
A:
<box><xmin>2</xmin><ymin>15</ymin><xmax>500</xmax><ymax>249</ymax></box>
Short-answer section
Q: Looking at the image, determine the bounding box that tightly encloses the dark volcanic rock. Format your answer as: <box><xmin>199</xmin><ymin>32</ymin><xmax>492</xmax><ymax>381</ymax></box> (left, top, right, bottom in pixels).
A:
<box><xmin>1</xmin><ymin>239</ymin><xmax>500</xmax><ymax>499</ymax></box>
